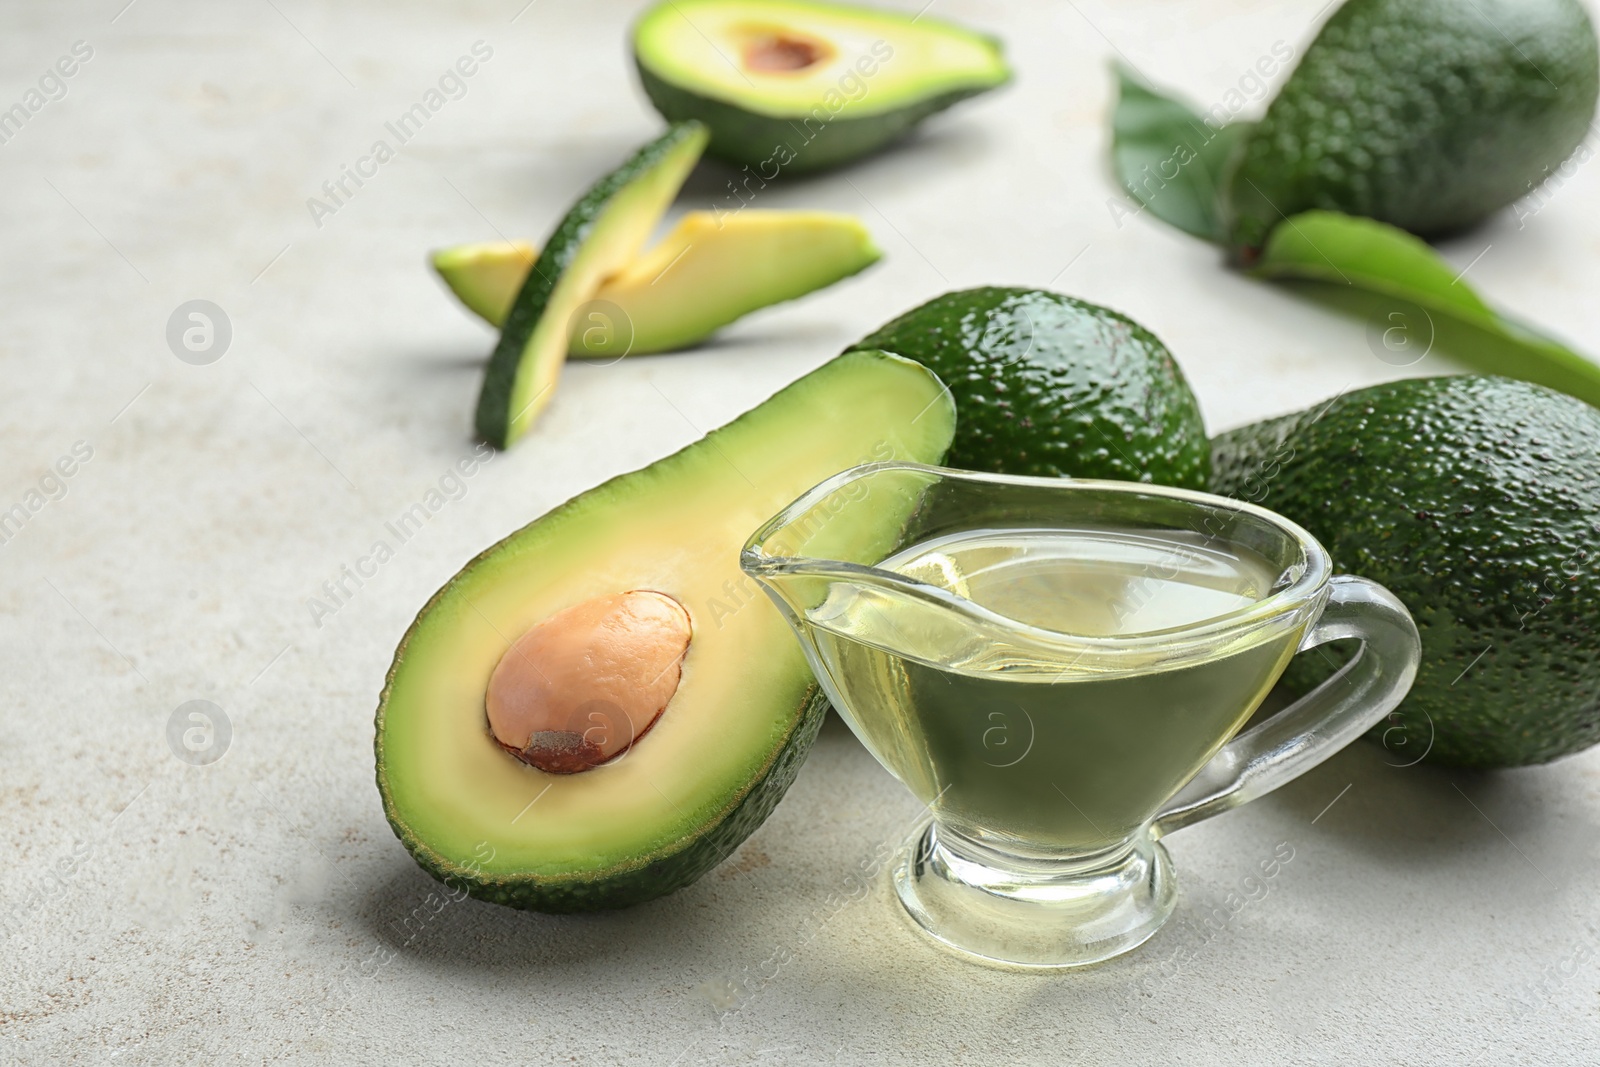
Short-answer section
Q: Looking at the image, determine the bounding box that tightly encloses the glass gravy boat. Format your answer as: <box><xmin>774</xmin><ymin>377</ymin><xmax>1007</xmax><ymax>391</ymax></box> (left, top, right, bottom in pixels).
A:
<box><xmin>741</xmin><ymin>462</ymin><xmax>1420</xmax><ymax>968</ymax></box>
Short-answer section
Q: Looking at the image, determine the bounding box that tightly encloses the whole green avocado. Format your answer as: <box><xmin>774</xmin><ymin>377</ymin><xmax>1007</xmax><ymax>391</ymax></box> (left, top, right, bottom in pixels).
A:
<box><xmin>1212</xmin><ymin>376</ymin><xmax>1600</xmax><ymax>769</ymax></box>
<box><xmin>1224</xmin><ymin>0</ymin><xmax>1600</xmax><ymax>257</ymax></box>
<box><xmin>848</xmin><ymin>288</ymin><xmax>1210</xmax><ymax>489</ymax></box>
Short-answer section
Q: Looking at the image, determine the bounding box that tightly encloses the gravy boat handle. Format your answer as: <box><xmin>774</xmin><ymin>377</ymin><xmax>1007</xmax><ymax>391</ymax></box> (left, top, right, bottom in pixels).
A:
<box><xmin>1152</xmin><ymin>575</ymin><xmax>1421</xmax><ymax>838</ymax></box>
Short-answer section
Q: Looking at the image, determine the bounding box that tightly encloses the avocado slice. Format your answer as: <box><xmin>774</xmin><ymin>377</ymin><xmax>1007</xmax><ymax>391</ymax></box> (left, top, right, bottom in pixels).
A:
<box><xmin>632</xmin><ymin>0</ymin><xmax>1010</xmax><ymax>172</ymax></box>
<box><xmin>433</xmin><ymin>211</ymin><xmax>882</xmax><ymax>354</ymax></box>
<box><xmin>376</xmin><ymin>350</ymin><xmax>956</xmax><ymax>911</ymax></box>
<box><xmin>848</xmin><ymin>287</ymin><xmax>1211</xmax><ymax>489</ymax></box>
<box><xmin>433</xmin><ymin>240</ymin><xmax>537</xmax><ymax>327</ymax></box>
<box><xmin>1223</xmin><ymin>0</ymin><xmax>1600</xmax><ymax>258</ymax></box>
<box><xmin>1211</xmin><ymin>375</ymin><xmax>1600</xmax><ymax>768</ymax></box>
<box><xmin>475</xmin><ymin>122</ymin><xmax>708</xmax><ymax>449</ymax></box>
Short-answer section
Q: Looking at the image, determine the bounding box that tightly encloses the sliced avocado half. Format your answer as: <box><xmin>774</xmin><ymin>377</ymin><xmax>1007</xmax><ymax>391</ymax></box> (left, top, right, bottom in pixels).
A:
<box><xmin>434</xmin><ymin>210</ymin><xmax>881</xmax><ymax>354</ymax></box>
<box><xmin>633</xmin><ymin>0</ymin><xmax>1010</xmax><ymax>171</ymax></box>
<box><xmin>376</xmin><ymin>350</ymin><xmax>956</xmax><ymax>912</ymax></box>
<box><xmin>475</xmin><ymin>122</ymin><xmax>708</xmax><ymax>449</ymax></box>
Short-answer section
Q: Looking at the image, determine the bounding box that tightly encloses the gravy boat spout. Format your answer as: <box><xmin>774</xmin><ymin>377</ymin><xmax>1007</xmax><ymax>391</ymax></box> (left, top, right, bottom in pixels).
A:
<box><xmin>739</xmin><ymin>462</ymin><xmax>975</xmax><ymax>658</ymax></box>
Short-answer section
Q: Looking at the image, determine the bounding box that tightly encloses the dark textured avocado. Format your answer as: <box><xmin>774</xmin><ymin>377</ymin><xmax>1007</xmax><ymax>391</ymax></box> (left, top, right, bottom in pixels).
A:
<box><xmin>1224</xmin><ymin>0</ymin><xmax>1599</xmax><ymax>257</ymax></box>
<box><xmin>1212</xmin><ymin>376</ymin><xmax>1600</xmax><ymax>768</ymax></box>
<box><xmin>848</xmin><ymin>287</ymin><xmax>1210</xmax><ymax>489</ymax></box>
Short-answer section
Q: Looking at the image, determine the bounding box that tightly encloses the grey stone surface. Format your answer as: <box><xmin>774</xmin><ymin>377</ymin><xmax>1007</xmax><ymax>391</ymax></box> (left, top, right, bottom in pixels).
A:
<box><xmin>2</xmin><ymin>0</ymin><xmax>1598</xmax><ymax>1063</ymax></box>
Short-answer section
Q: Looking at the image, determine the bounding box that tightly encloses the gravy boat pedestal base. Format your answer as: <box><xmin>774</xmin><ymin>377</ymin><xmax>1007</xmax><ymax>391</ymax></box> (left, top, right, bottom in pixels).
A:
<box><xmin>894</xmin><ymin>821</ymin><xmax>1175</xmax><ymax>968</ymax></box>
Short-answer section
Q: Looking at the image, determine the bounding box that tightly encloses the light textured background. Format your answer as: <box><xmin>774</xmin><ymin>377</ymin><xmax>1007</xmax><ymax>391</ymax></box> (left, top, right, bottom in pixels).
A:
<box><xmin>3</xmin><ymin>0</ymin><xmax>1598</xmax><ymax>1063</ymax></box>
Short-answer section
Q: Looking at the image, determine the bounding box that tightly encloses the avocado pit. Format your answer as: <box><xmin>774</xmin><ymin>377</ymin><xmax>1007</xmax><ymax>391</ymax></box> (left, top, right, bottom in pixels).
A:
<box><xmin>485</xmin><ymin>590</ymin><xmax>692</xmax><ymax>773</ymax></box>
<box><xmin>741</xmin><ymin>29</ymin><xmax>831</xmax><ymax>72</ymax></box>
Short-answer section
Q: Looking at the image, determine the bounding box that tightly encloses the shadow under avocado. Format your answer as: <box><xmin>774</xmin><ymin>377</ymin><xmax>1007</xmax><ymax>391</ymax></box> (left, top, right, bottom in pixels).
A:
<box><xmin>1208</xmin><ymin>650</ymin><xmax>1578</xmax><ymax>876</ymax></box>
<box><xmin>389</xmin><ymin>347</ymin><xmax>491</xmax><ymax>375</ymax></box>
<box><xmin>341</xmin><ymin>718</ymin><xmax>871</xmax><ymax>979</ymax></box>
<box><xmin>674</xmin><ymin>119</ymin><xmax>998</xmax><ymax>207</ymax></box>
<box><xmin>1255</xmin><ymin>697</ymin><xmax>1565</xmax><ymax>867</ymax></box>
<box><xmin>345</xmin><ymin>845</ymin><xmax>768</xmax><ymax>980</ymax></box>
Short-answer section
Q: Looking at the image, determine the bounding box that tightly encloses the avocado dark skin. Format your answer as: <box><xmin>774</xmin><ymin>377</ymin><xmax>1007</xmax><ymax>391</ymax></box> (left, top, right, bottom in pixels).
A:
<box><xmin>849</xmin><ymin>288</ymin><xmax>1210</xmax><ymax>489</ymax></box>
<box><xmin>1212</xmin><ymin>376</ymin><xmax>1600</xmax><ymax>769</ymax></box>
<box><xmin>1224</xmin><ymin>0</ymin><xmax>1599</xmax><ymax>259</ymax></box>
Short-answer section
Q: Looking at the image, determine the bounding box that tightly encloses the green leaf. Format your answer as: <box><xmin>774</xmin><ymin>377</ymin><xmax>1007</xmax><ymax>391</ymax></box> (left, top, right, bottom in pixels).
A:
<box><xmin>1251</xmin><ymin>210</ymin><xmax>1600</xmax><ymax>409</ymax></box>
<box><xmin>1109</xmin><ymin>65</ymin><xmax>1248</xmax><ymax>243</ymax></box>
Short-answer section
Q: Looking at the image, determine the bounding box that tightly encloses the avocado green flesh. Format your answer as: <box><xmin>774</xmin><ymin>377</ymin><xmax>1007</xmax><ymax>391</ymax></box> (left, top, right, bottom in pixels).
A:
<box><xmin>1211</xmin><ymin>375</ymin><xmax>1600</xmax><ymax>768</ymax></box>
<box><xmin>475</xmin><ymin>122</ymin><xmax>708</xmax><ymax>449</ymax></box>
<box><xmin>377</xmin><ymin>350</ymin><xmax>956</xmax><ymax>911</ymax></box>
<box><xmin>632</xmin><ymin>0</ymin><xmax>1009</xmax><ymax>171</ymax></box>
<box><xmin>433</xmin><ymin>211</ymin><xmax>881</xmax><ymax>354</ymax></box>
<box><xmin>1224</xmin><ymin>0</ymin><xmax>1600</xmax><ymax>255</ymax></box>
<box><xmin>432</xmin><ymin>241</ymin><xmax>536</xmax><ymax>328</ymax></box>
<box><xmin>575</xmin><ymin>210</ymin><xmax>880</xmax><ymax>356</ymax></box>
<box><xmin>848</xmin><ymin>287</ymin><xmax>1210</xmax><ymax>489</ymax></box>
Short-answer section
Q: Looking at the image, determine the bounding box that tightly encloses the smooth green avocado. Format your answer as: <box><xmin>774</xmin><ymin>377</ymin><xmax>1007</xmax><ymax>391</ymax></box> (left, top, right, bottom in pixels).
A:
<box><xmin>435</xmin><ymin>211</ymin><xmax>881</xmax><ymax>354</ymax></box>
<box><xmin>1212</xmin><ymin>375</ymin><xmax>1600</xmax><ymax>768</ymax></box>
<box><xmin>1224</xmin><ymin>0</ymin><xmax>1599</xmax><ymax>257</ymax></box>
<box><xmin>632</xmin><ymin>0</ymin><xmax>1010</xmax><ymax>172</ymax></box>
<box><xmin>848</xmin><ymin>287</ymin><xmax>1210</xmax><ymax>489</ymax></box>
<box><xmin>476</xmin><ymin>122</ymin><xmax>707</xmax><ymax>449</ymax></box>
<box><xmin>376</xmin><ymin>350</ymin><xmax>956</xmax><ymax>912</ymax></box>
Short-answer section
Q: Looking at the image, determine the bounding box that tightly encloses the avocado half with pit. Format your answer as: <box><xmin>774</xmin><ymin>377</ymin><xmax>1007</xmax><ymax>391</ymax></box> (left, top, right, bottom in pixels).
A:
<box><xmin>476</xmin><ymin>122</ymin><xmax>708</xmax><ymax>449</ymax></box>
<box><xmin>434</xmin><ymin>210</ymin><xmax>882</xmax><ymax>353</ymax></box>
<box><xmin>632</xmin><ymin>0</ymin><xmax>1011</xmax><ymax>172</ymax></box>
<box><xmin>376</xmin><ymin>350</ymin><xmax>956</xmax><ymax>912</ymax></box>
